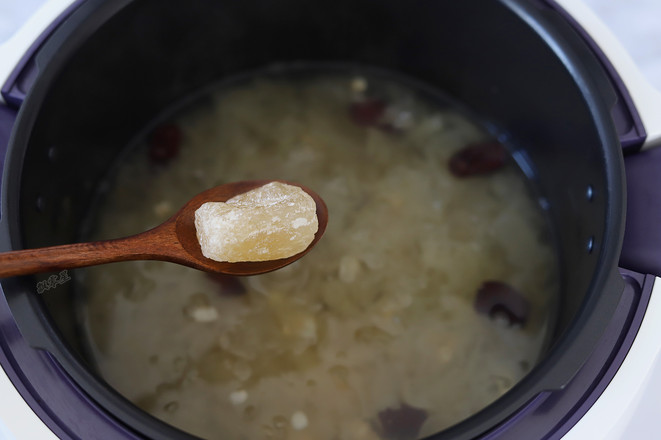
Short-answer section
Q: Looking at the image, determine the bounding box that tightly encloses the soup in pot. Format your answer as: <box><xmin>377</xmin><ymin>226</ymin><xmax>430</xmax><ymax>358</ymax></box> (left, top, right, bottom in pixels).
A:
<box><xmin>78</xmin><ymin>68</ymin><xmax>558</xmax><ymax>440</ymax></box>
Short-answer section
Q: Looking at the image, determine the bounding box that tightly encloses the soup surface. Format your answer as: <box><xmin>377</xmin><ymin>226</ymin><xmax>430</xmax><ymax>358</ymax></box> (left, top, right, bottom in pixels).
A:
<box><xmin>79</xmin><ymin>70</ymin><xmax>557</xmax><ymax>440</ymax></box>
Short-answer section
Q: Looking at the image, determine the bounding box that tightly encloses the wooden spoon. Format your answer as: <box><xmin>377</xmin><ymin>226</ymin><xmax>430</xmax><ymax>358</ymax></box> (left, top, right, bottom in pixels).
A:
<box><xmin>0</xmin><ymin>180</ymin><xmax>328</xmax><ymax>278</ymax></box>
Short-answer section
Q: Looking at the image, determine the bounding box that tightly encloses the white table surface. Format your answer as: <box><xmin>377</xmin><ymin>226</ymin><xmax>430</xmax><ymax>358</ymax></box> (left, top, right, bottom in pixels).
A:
<box><xmin>582</xmin><ymin>0</ymin><xmax>661</xmax><ymax>91</ymax></box>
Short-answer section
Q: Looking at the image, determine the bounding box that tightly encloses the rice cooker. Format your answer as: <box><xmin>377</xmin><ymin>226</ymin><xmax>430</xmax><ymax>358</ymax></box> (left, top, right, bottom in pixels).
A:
<box><xmin>1</xmin><ymin>0</ymin><xmax>661</xmax><ymax>439</ymax></box>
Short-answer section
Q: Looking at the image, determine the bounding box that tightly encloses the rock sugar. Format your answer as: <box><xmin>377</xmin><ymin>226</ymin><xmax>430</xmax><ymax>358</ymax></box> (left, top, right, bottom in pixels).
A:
<box><xmin>194</xmin><ymin>182</ymin><xmax>318</xmax><ymax>262</ymax></box>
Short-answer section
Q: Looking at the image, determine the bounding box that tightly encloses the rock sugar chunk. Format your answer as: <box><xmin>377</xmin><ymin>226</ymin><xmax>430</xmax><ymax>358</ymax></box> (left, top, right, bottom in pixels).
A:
<box><xmin>195</xmin><ymin>182</ymin><xmax>319</xmax><ymax>262</ymax></box>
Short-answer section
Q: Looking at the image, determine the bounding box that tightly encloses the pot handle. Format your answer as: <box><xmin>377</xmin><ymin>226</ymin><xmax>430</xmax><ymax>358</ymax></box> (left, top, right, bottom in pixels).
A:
<box><xmin>0</xmin><ymin>0</ymin><xmax>80</xmax><ymax>107</ymax></box>
<box><xmin>549</xmin><ymin>0</ymin><xmax>661</xmax><ymax>151</ymax></box>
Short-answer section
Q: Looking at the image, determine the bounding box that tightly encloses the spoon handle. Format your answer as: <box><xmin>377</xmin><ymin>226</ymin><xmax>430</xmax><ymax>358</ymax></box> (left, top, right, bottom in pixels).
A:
<box><xmin>0</xmin><ymin>224</ymin><xmax>185</xmax><ymax>278</ymax></box>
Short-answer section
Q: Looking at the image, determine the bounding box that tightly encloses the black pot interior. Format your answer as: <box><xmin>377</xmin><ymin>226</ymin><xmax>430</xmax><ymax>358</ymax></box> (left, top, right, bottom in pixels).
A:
<box><xmin>4</xmin><ymin>0</ymin><xmax>625</xmax><ymax>438</ymax></box>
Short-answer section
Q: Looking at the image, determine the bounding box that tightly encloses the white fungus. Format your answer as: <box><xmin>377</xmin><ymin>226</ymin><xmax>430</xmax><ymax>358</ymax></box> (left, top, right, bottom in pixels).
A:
<box><xmin>291</xmin><ymin>411</ymin><xmax>309</xmax><ymax>430</ymax></box>
<box><xmin>229</xmin><ymin>390</ymin><xmax>248</xmax><ymax>405</ymax></box>
<box><xmin>188</xmin><ymin>305</ymin><xmax>219</xmax><ymax>323</ymax></box>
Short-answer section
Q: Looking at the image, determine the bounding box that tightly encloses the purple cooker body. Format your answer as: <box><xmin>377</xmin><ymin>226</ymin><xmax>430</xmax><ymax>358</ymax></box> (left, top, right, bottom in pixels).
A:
<box><xmin>1</xmin><ymin>0</ymin><xmax>661</xmax><ymax>439</ymax></box>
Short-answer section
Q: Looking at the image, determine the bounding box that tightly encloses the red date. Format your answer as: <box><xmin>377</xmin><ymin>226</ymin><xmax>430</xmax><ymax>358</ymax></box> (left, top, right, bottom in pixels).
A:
<box><xmin>206</xmin><ymin>273</ymin><xmax>246</xmax><ymax>296</ymax></box>
<box><xmin>378</xmin><ymin>403</ymin><xmax>428</xmax><ymax>440</ymax></box>
<box><xmin>349</xmin><ymin>98</ymin><xmax>388</xmax><ymax>127</ymax></box>
<box><xmin>448</xmin><ymin>141</ymin><xmax>508</xmax><ymax>177</ymax></box>
<box><xmin>474</xmin><ymin>281</ymin><xmax>530</xmax><ymax>326</ymax></box>
<box><xmin>148</xmin><ymin>123</ymin><xmax>182</xmax><ymax>164</ymax></box>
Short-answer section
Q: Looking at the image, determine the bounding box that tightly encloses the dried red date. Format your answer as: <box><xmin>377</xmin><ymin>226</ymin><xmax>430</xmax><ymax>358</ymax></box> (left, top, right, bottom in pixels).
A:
<box><xmin>148</xmin><ymin>123</ymin><xmax>182</xmax><ymax>164</ymax></box>
<box><xmin>378</xmin><ymin>403</ymin><xmax>428</xmax><ymax>440</ymax></box>
<box><xmin>448</xmin><ymin>141</ymin><xmax>508</xmax><ymax>177</ymax></box>
<box><xmin>474</xmin><ymin>281</ymin><xmax>530</xmax><ymax>326</ymax></box>
<box><xmin>206</xmin><ymin>273</ymin><xmax>246</xmax><ymax>296</ymax></box>
<box><xmin>349</xmin><ymin>98</ymin><xmax>387</xmax><ymax>127</ymax></box>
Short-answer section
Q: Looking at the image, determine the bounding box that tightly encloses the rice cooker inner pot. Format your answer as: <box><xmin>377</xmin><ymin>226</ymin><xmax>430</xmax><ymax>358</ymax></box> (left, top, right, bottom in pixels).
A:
<box><xmin>1</xmin><ymin>0</ymin><xmax>625</xmax><ymax>438</ymax></box>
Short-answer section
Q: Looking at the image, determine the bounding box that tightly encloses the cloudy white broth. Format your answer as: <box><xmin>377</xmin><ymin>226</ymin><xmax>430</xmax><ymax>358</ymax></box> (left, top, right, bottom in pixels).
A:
<box><xmin>79</xmin><ymin>70</ymin><xmax>558</xmax><ymax>440</ymax></box>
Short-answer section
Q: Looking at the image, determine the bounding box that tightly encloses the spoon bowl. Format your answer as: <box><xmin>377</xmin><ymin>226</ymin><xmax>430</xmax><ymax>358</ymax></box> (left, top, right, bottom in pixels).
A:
<box><xmin>0</xmin><ymin>180</ymin><xmax>328</xmax><ymax>278</ymax></box>
<box><xmin>175</xmin><ymin>180</ymin><xmax>328</xmax><ymax>275</ymax></box>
